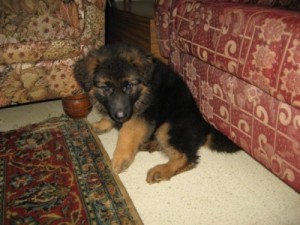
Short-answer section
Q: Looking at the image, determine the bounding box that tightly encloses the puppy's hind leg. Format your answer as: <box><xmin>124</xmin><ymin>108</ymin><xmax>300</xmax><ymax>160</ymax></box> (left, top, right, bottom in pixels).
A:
<box><xmin>92</xmin><ymin>116</ymin><xmax>114</xmax><ymax>134</ymax></box>
<box><xmin>146</xmin><ymin>123</ymin><xmax>196</xmax><ymax>184</ymax></box>
<box><xmin>146</xmin><ymin>146</ymin><xmax>196</xmax><ymax>184</ymax></box>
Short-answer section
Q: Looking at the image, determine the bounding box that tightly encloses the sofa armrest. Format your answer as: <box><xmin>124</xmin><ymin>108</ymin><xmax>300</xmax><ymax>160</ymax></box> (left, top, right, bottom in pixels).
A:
<box><xmin>0</xmin><ymin>0</ymin><xmax>106</xmax><ymax>64</ymax></box>
<box><xmin>0</xmin><ymin>0</ymin><xmax>106</xmax><ymax>107</ymax></box>
<box><xmin>154</xmin><ymin>0</ymin><xmax>257</xmax><ymax>58</ymax></box>
<box><xmin>161</xmin><ymin>0</ymin><xmax>300</xmax><ymax>108</ymax></box>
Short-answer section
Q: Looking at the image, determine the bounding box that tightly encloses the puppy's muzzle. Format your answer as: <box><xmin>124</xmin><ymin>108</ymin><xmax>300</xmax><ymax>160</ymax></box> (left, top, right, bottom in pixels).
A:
<box><xmin>108</xmin><ymin>93</ymin><xmax>131</xmax><ymax>123</ymax></box>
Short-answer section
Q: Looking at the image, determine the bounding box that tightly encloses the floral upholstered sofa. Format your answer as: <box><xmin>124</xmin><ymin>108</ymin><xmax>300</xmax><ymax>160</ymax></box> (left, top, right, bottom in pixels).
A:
<box><xmin>154</xmin><ymin>0</ymin><xmax>300</xmax><ymax>192</ymax></box>
<box><xmin>0</xmin><ymin>0</ymin><xmax>106</xmax><ymax>108</ymax></box>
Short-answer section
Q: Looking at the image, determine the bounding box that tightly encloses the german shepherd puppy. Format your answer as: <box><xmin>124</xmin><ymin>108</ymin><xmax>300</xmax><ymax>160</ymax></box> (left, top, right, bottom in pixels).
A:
<box><xmin>74</xmin><ymin>44</ymin><xmax>240</xmax><ymax>184</ymax></box>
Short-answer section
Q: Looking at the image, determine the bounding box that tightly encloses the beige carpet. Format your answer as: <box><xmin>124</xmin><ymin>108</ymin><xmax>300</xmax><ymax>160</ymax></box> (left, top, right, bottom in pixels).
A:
<box><xmin>1</xmin><ymin>100</ymin><xmax>300</xmax><ymax>225</ymax></box>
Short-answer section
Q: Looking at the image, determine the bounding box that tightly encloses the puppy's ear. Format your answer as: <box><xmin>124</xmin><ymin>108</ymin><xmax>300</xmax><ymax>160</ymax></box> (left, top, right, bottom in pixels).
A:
<box><xmin>131</xmin><ymin>52</ymin><xmax>153</xmax><ymax>84</ymax></box>
<box><xmin>74</xmin><ymin>52</ymin><xmax>99</xmax><ymax>92</ymax></box>
<box><xmin>118</xmin><ymin>46</ymin><xmax>154</xmax><ymax>84</ymax></box>
<box><xmin>138</xmin><ymin>54</ymin><xmax>154</xmax><ymax>85</ymax></box>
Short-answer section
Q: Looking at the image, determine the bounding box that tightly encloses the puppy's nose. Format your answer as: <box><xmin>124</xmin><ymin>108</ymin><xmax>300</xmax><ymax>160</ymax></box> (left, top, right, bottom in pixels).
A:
<box><xmin>113</xmin><ymin>110</ymin><xmax>129</xmax><ymax>122</ymax></box>
<box><xmin>116</xmin><ymin>111</ymin><xmax>125</xmax><ymax>119</ymax></box>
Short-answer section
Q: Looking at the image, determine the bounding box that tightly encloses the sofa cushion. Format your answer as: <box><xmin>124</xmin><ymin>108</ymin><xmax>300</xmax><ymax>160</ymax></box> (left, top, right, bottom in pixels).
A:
<box><xmin>168</xmin><ymin>0</ymin><xmax>300</xmax><ymax>108</ymax></box>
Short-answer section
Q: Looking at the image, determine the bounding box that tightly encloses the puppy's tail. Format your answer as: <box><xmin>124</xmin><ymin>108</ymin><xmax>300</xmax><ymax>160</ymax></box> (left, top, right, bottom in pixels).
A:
<box><xmin>208</xmin><ymin>126</ymin><xmax>241</xmax><ymax>153</ymax></box>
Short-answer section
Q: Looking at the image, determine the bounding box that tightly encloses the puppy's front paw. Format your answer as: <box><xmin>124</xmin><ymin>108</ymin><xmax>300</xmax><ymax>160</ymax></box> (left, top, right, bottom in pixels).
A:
<box><xmin>92</xmin><ymin>118</ymin><xmax>113</xmax><ymax>134</ymax></box>
<box><xmin>112</xmin><ymin>153</ymin><xmax>134</xmax><ymax>174</ymax></box>
<box><xmin>92</xmin><ymin>122</ymin><xmax>107</xmax><ymax>134</ymax></box>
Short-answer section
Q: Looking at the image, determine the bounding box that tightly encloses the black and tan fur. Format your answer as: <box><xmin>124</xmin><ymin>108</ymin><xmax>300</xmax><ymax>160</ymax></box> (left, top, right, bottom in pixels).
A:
<box><xmin>74</xmin><ymin>44</ymin><xmax>240</xmax><ymax>184</ymax></box>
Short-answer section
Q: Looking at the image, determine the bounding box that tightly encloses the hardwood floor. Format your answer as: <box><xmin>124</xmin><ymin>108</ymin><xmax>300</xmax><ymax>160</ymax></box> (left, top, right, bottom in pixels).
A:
<box><xmin>106</xmin><ymin>1</ymin><xmax>167</xmax><ymax>62</ymax></box>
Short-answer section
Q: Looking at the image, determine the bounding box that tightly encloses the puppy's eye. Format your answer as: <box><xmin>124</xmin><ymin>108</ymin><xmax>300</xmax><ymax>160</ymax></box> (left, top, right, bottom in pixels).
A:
<box><xmin>101</xmin><ymin>85</ymin><xmax>113</xmax><ymax>93</ymax></box>
<box><xmin>122</xmin><ymin>80</ymin><xmax>140</xmax><ymax>93</ymax></box>
<box><xmin>123</xmin><ymin>82</ymin><xmax>133</xmax><ymax>92</ymax></box>
<box><xmin>96</xmin><ymin>83</ymin><xmax>113</xmax><ymax>95</ymax></box>
<box><xmin>101</xmin><ymin>85</ymin><xmax>111</xmax><ymax>92</ymax></box>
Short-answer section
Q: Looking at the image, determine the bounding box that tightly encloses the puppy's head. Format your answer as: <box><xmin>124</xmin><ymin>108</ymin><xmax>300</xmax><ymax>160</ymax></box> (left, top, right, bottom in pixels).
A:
<box><xmin>74</xmin><ymin>44</ymin><xmax>153</xmax><ymax>123</ymax></box>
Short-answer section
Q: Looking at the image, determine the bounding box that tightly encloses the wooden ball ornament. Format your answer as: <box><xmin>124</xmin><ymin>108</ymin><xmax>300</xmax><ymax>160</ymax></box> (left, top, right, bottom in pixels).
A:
<box><xmin>62</xmin><ymin>93</ymin><xmax>92</xmax><ymax>119</ymax></box>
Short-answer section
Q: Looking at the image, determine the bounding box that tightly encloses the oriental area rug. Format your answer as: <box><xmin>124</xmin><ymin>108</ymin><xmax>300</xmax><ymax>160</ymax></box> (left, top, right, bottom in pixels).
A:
<box><xmin>0</xmin><ymin>116</ymin><xmax>143</xmax><ymax>225</ymax></box>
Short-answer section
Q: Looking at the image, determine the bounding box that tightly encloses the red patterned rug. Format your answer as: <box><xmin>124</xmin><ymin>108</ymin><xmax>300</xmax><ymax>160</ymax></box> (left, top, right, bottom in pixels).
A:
<box><xmin>0</xmin><ymin>116</ymin><xmax>143</xmax><ymax>225</ymax></box>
